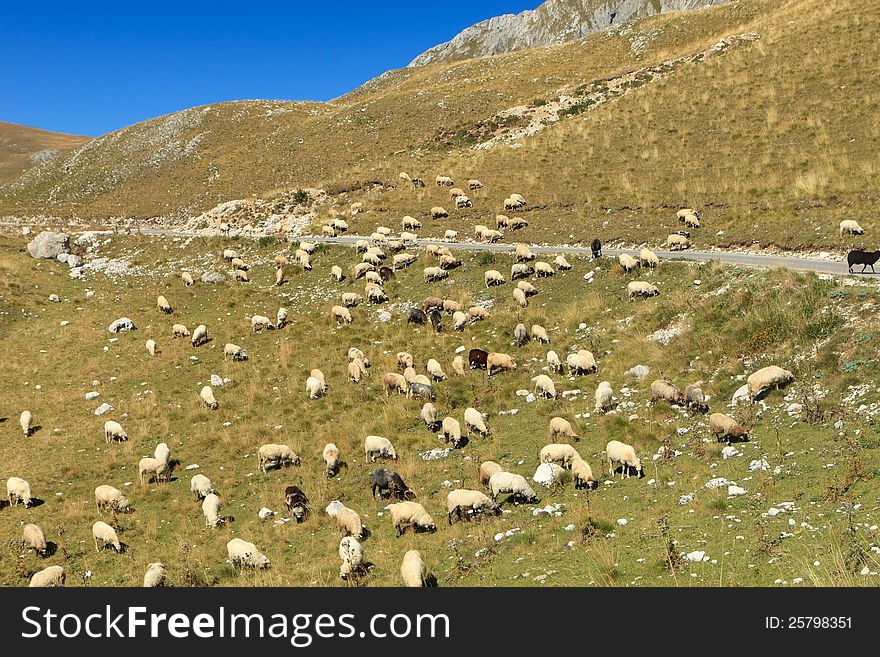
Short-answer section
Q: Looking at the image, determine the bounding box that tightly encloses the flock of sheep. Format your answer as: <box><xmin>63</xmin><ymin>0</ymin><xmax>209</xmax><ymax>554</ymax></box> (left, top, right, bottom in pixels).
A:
<box><xmin>7</xmin><ymin>172</ymin><xmax>806</xmax><ymax>588</ymax></box>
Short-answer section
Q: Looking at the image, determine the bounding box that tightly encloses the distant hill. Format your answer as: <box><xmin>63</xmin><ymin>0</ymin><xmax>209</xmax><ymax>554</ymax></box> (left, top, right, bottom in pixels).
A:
<box><xmin>0</xmin><ymin>121</ymin><xmax>90</xmax><ymax>188</ymax></box>
<box><xmin>407</xmin><ymin>0</ymin><xmax>731</xmax><ymax>67</ymax></box>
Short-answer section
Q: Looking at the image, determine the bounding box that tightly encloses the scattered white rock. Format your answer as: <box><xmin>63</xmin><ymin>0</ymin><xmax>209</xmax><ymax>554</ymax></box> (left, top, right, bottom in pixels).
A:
<box><xmin>533</xmin><ymin>463</ymin><xmax>565</xmax><ymax>487</ymax></box>
<box><xmin>94</xmin><ymin>403</ymin><xmax>114</xmax><ymax>416</ymax></box>
<box><xmin>107</xmin><ymin>317</ymin><xmax>136</xmax><ymax>333</ymax></box>
<box><xmin>85</xmin><ymin>391</ymin><xmax>100</xmax><ymax>401</ymax></box>
<box><xmin>258</xmin><ymin>507</ymin><xmax>276</xmax><ymax>520</ymax></box>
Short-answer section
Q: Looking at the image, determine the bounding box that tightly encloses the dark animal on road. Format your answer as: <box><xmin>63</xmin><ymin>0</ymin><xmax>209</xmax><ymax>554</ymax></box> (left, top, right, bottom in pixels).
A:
<box><xmin>847</xmin><ymin>250</ymin><xmax>880</xmax><ymax>273</ymax></box>
<box><xmin>591</xmin><ymin>239</ymin><xmax>602</xmax><ymax>258</ymax></box>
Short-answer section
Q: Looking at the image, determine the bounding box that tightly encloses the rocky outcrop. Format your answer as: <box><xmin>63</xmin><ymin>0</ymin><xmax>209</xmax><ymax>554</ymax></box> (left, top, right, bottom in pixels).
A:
<box><xmin>27</xmin><ymin>231</ymin><xmax>70</xmax><ymax>259</ymax></box>
<box><xmin>408</xmin><ymin>0</ymin><xmax>730</xmax><ymax>67</ymax></box>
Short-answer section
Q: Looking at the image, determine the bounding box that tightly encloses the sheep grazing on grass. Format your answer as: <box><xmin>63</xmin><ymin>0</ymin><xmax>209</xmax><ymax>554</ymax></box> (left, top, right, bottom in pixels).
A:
<box><xmin>388</xmin><ymin>501</ymin><xmax>437</xmax><ymax>536</ymax></box>
<box><xmin>511</xmin><ymin>263</ymin><xmax>533</xmax><ymax>280</ymax></box>
<box><xmin>680</xmin><ymin>212</ymin><xmax>701</xmax><ymax>229</ymax></box>
<box><xmin>684</xmin><ymin>382</ymin><xmax>709</xmax><ymax>413</ymax></box>
<box><xmin>667</xmin><ymin>234</ymin><xmax>690</xmax><ymax>250</ymax></box>
<box><xmin>397</xmin><ymin>351</ymin><xmax>414</xmax><ymax>370</ymax></box>
<box><xmin>479</xmin><ymin>461</ymin><xmax>503</xmax><ymax>488</ymax></box>
<box><xmin>442</xmin><ymin>417</ymin><xmax>464</xmax><ymax>448</ymax></box>
<box><xmin>364</xmin><ymin>435</ymin><xmax>397</xmax><ymax>462</ymax></box>
<box><xmin>420</xmin><ymin>403</ymin><xmax>439</xmax><ymax>430</ymax></box>
<box><xmin>200</xmin><ymin>385</ymin><xmax>219</xmax><ymax>410</ymax></box>
<box><xmin>619</xmin><ymin>253</ymin><xmax>638</xmax><ymax>273</ymax></box>
<box><xmin>251</xmin><ymin>315</ymin><xmax>275</xmax><ymax>332</ymax></box>
<box><xmin>22</xmin><ymin>523</ymin><xmax>48</xmax><ymax>555</ymax></box>
<box><xmin>401</xmin><ymin>216</ymin><xmax>422</xmax><ymax>230</ymax></box>
<box><xmin>487</xmin><ymin>352</ymin><xmax>516</xmax><ymax>376</ymax></box>
<box><xmin>401</xmin><ymin>550</ymin><xmax>433</xmax><ymax>587</ymax></box>
<box><xmin>530</xmin><ymin>324</ymin><xmax>550</xmax><ymax>344</ymax></box>
<box><xmin>540</xmin><ymin>443</ymin><xmax>581</xmax><ymax>468</ymax></box>
<box><xmin>747</xmin><ymin>365</ymin><xmax>794</xmax><ymax>399</ymax></box>
<box><xmin>546</xmin><ymin>350</ymin><xmax>563</xmax><ymax>373</ymax></box>
<box><xmin>532</xmin><ymin>374</ymin><xmax>557</xmax><ymax>399</ymax></box>
<box><xmin>104</xmin><ymin>420</ymin><xmax>128</xmax><ymax>444</ymax></box>
<box><xmin>489</xmin><ymin>472</ymin><xmax>539</xmax><ymax>504</ymax></box>
<box><xmin>234</xmin><ymin>269</ymin><xmax>250</xmax><ymax>282</ymax></box>
<box><xmin>366</xmin><ymin>285</ymin><xmax>388</xmax><ymax>304</ymax></box>
<box><xmin>464</xmin><ymin>407</ymin><xmax>489</xmax><ymax>437</ymax></box>
<box><xmin>424</xmin><ymin>266</ymin><xmax>448</xmax><ymax>283</ymax></box>
<box><xmin>468</xmin><ymin>306</ymin><xmax>490</xmax><ymax>322</ymax></box>
<box><xmin>455</xmin><ymin>195</ymin><xmax>472</xmax><ymax>209</ymax></box>
<box><xmin>348</xmin><ymin>359</ymin><xmax>366</xmax><ymax>383</ymax></box>
<box><xmin>227</xmin><ymin>538</ymin><xmax>270</xmax><ymax>569</ymax></box>
<box><xmin>628</xmin><ymin>281</ymin><xmax>660</xmax><ymax>301</ymax></box>
<box><xmin>452</xmin><ymin>311</ymin><xmax>468</xmax><ymax>331</ymax></box>
<box><xmin>567</xmin><ymin>349</ymin><xmax>597</xmax><ymax>375</ymax></box>
<box><xmin>191</xmin><ymin>324</ymin><xmax>208</xmax><ymax>347</ymax></box>
<box><xmin>513</xmin><ymin>287</ymin><xmax>528</xmax><ymax>308</ymax></box>
<box><xmin>408</xmin><ymin>381</ymin><xmax>436</xmax><ymax>401</ymax></box>
<box><xmin>651</xmin><ymin>379</ymin><xmax>684</xmax><ymax>405</ymax></box>
<box><xmin>571</xmin><ymin>457</ymin><xmax>598</xmax><ymax>490</ymax></box>
<box><xmin>306</xmin><ymin>372</ymin><xmax>327</xmax><ymax>399</ymax></box>
<box><xmin>554</xmin><ymin>255</ymin><xmax>572</xmax><ymax>270</ymax></box>
<box><xmin>514</xmin><ymin>323</ymin><xmax>529</xmax><ymax>346</ymax></box>
<box><xmin>172</xmin><ymin>323</ymin><xmax>191</xmax><ymax>338</ymax></box>
<box><xmin>339</xmin><ymin>536</ymin><xmax>366</xmax><ymax>581</ymax></box>
<box><xmin>840</xmin><ymin>219</ymin><xmax>865</xmax><ymax>236</ymax></box>
<box><xmin>257</xmin><ymin>444</ymin><xmax>299</xmax><ymax>472</ymax></box>
<box><xmin>639</xmin><ymin>248</ymin><xmax>659</xmax><ymax>268</ymax></box>
<box><xmin>222</xmin><ymin>249</ymin><xmax>238</xmax><ymax>262</ymax></box>
<box><xmin>7</xmin><ymin>477</ymin><xmax>32</xmax><ymax>507</ymax></box>
<box><xmin>190</xmin><ymin>474</ymin><xmax>214</xmax><ymax>500</ymax></box>
<box><xmin>323</xmin><ymin>443</ymin><xmax>343</xmax><ymax>477</ymax></box>
<box><xmin>452</xmin><ymin>355</ymin><xmax>466</xmax><ymax>376</ymax></box>
<box><xmin>275</xmin><ymin>267</ymin><xmax>285</xmax><ymax>286</ymax></box>
<box><xmin>709</xmin><ymin>413</ymin><xmax>749</xmax><ymax>443</ymax></box>
<box><xmin>274</xmin><ymin>254</ymin><xmax>289</xmax><ymax>267</ymax></box>
<box><xmin>146</xmin><ymin>339</ymin><xmax>158</xmax><ymax>356</ymax></box>
<box><xmin>515</xmin><ymin>244</ymin><xmax>535</xmax><ymax>262</ymax></box>
<box><xmin>139</xmin><ymin>457</ymin><xmax>169</xmax><ymax>484</ymax></box>
<box><xmin>332</xmin><ymin>305</ymin><xmax>353</xmax><ymax>325</ymax></box>
<box><xmin>95</xmin><ymin>485</ymin><xmax>131</xmax><ymax>513</ymax></box>
<box><xmin>517</xmin><ymin>282</ymin><xmax>538</xmax><ymax>299</ymax></box>
<box><xmin>224</xmin><ymin>343</ymin><xmax>247</xmax><ymax>361</ymax></box>
<box><xmin>202</xmin><ymin>493</ymin><xmax>222</xmax><ymax>528</ymax></box>
<box><xmin>431</xmin><ymin>206</ymin><xmax>449</xmax><ymax>219</ymax></box>
<box><xmin>383</xmin><ymin>372</ymin><xmax>408</xmax><ymax>395</ymax></box>
<box><xmin>331</xmin><ymin>265</ymin><xmax>344</xmax><ymax>281</ymax></box>
<box><xmin>535</xmin><ymin>261</ymin><xmax>555</xmax><ymax>277</ymax></box>
<box><xmin>550</xmin><ymin>416</ymin><xmax>579</xmax><ymax>441</ymax></box>
<box><xmin>92</xmin><ymin>521</ymin><xmax>122</xmax><ymax>553</ymax></box>
<box><xmin>330</xmin><ymin>504</ymin><xmax>365</xmax><ymax>539</ymax></box>
<box><xmin>230</xmin><ymin>257</ymin><xmax>248</xmax><ymax>271</ymax></box>
<box><xmin>156</xmin><ymin>295</ymin><xmax>173</xmax><ymax>314</ymax></box>
<box><xmin>606</xmin><ymin>440</ymin><xmax>644</xmax><ymax>479</ymax></box>
<box><xmin>447</xmin><ymin>489</ymin><xmax>500</xmax><ymax>524</ymax></box>
<box><xmin>676</xmin><ymin>208</ymin><xmax>699</xmax><ymax>222</ymax></box>
<box><xmin>284</xmin><ymin>486</ymin><xmax>309</xmax><ymax>522</ymax></box>
<box><xmin>30</xmin><ymin>565</ymin><xmax>65</xmax><ymax>587</ymax></box>
<box><xmin>468</xmin><ymin>179</ymin><xmax>483</xmax><ymax>190</ymax></box>
<box><xmin>143</xmin><ymin>563</ymin><xmax>167</xmax><ymax>587</ymax></box>
<box><xmin>435</xmin><ymin>175</ymin><xmax>453</xmax><ymax>186</ymax></box>
<box><xmin>20</xmin><ymin>410</ymin><xmax>33</xmax><ymax>437</ymax></box>
<box><xmin>484</xmin><ymin>269</ymin><xmax>505</xmax><ymax>287</ymax></box>
<box><xmin>427</xmin><ymin>358</ymin><xmax>447</xmax><ymax>381</ymax></box>
<box><xmin>595</xmin><ymin>381</ymin><xmax>614</xmax><ymax>414</ymax></box>
<box><xmin>181</xmin><ymin>272</ymin><xmax>194</xmax><ymax>286</ymax></box>
<box><xmin>370</xmin><ymin>468</ymin><xmax>415</xmax><ymax>501</ymax></box>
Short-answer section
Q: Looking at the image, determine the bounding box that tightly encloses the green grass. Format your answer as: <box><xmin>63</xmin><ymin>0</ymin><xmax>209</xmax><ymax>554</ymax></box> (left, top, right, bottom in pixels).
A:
<box><xmin>1</xmin><ymin>231</ymin><xmax>879</xmax><ymax>587</ymax></box>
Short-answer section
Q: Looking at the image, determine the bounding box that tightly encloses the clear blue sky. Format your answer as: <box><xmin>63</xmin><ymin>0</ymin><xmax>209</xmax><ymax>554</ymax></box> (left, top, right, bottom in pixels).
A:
<box><xmin>1</xmin><ymin>0</ymin><xmax>539</xmax><ymax>137</ymax></box>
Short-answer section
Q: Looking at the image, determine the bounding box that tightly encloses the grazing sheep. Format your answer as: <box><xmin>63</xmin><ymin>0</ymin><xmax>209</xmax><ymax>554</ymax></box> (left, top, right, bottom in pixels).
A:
<box><xmin>530</xmin><ymin>324</ymin><xmax>550</xmax><ymax>344</ymax></box>
<box><xmin>251</xmin><ymin>315</ymin><xmax>275</xmax><ymax>332</ymax></box>
<box><xmin>222</xmin><ymin>249</ymin><xmax>238</xmax><ymax>262</ymax></box>
<box><xmin>628</xmin><ymin>281</ymin><xmax>660</xmax><ymax>301</ymax></box>
<box><xmin>431</xmin><ymin>206</ymin><xmax>449</xmax><ymax>219</ymax></box>
<box><xmin>619</xmin><ymin>253</ymin><xmax>639</xmax><ymax>273</ymax></box>
<box><xmin>401</xmin><ymin>216</ymin><xmax>422</xmax><ymax>230</ymax></box>
<box><xmin>322</xmin><ymin>225</ymin><xmax>336</xmax><ymax>237</ymax></box>
<box><xmin>571</xmin><ymin>457</ymin><xmax>598</xmax><ymax>490</ymax></box>
<box><xmin>684</xmin><ymin>382</ymin><xmax>709</xmax><ymax>413</ymax></box>
<box><xmin>709</xmin><ymin>412</ymin><xmax>749</xmax><ymax>443</ymax></box>
<box><xmin>747</xmin><ymin>365</ymin><xmax>794</xmax><ymax>399</ymax></box>
<box><xmin>484</xmin><ymin>269</ymin><xmax>505</xmax><ymax>287</ymax></box>
<box><xmin>22</xmin><ymin>523</ymin><xmax>48</xmax><ymax>555</ymax></box>
<box><xmin>546</xmin><ymin>350</ymin><xmax>563</xmax><ymax>373</ymax></box>
<box><xmin>452</xmin><ymin>311</ymin><xmax>468</xmax><ymax>331</ymax></box>
<box><xmin>676</xmin><ymin>208</ymin><xmax>699</xmax><ymax>222</ymax></box>
<box><xmin>464</xmin><ymin>407</ymin><xmax>489</xmax><ymax>436</ymax></box>
<box><xmin>190</xmin><ymin>474</ymin><xmax>214</xmax><ymax>500</ymax></box>
<box><xmin>227</xmin><ymin>538</ymin><xmax>270</xmax><ymax>569</ymax></box>
<box><xmin>489</xmin><ymin>472</ymin><xmax>539</xmax><ymax>503</ymax></box>
<box><xmin>181</xmin><ymin>272</ymin><xmax>194</xmax><ymax>286</ymax></box>
<box><xmin>468</xmin><ymin>179</ymin><xmax>483</xmax><ymax>190</ymax></box>
<box><xmin>446</xmin><ymin>489</ymin><xmax>500</xmax><ymax>524</ymax></box>
<box><xmin>20</xmin><ymin>410</ymin><xmax>33</xmax><ymax>437</ymax></box>
<box><xmin>420</xmin><ymin>403</ymin><xmax>439</xmax><ymax>430</ymax></box>
<box><xmin>554</xmin><ymin>255</ymin><xmax>572</xmax><ymax>270</ymax></box>
<box><xmin>364</xmin><ymin>271</ymin><xmax>382</xmax><ymax>286</ymax></box>
<box><xmin>336</xmin><ymin>506</ymin><xmax>365</xmax><ymax>539</ymax></box>
<box><xmin>567</xmin><ymin>350</ymin><xmax>597</xmax><ymax>375</ymax></box>
<box><xmin>383</xmin><ymin>372</ymin><xmax>408</xmax><ymax>395</ymax></box>
<box><xmin>606</xmin><ymin>440</ymin><xmax>644</xmax><ymax>479</ymax></box>
<box><xmin>157</xmin><ymin>295</ymin><xmax>173</xmax><ymax>313</ymax></box>
<box><xmin>202</xmin><ymin>493</ymin><xmax>222</xmax><ymax>528</ymax></box>
<box><xmin>479</xmin><ymin>461</ymin><xmax>503</xmax><ymax>488</ymax></box>
<box><xmin>514</xmin><ymin>323</ymin><xmax>529</xmax><ymax>346</ymax></box>
<box><xmin>92</xmin><ymin>521</ymin><xmax>122</xmax><ymax>553</ymax></box>
<box><xmin>667</xmin><ymin>234</ymin><xmax>690</xmax><ymax>250</ymax></box>
<box><xmin>513</xmin><ymin>287</ymin><xmax>528</xmax><ymax>308</ymax></box>
<box><xmin>423</xmin><ymin>266</ymin><xmax>448</xmax><ymax>283</ymax></box>
<box><xmin>331</xmin><ymin>265</ymin><xmax>344</xmax><ymax>281</ymax></box>
<box><xmin>139</xmin><ymin>457</ymin><xmax>169</xmax><ymax>484</ymax></box>
<box><xmin>146</xmin><ymin>339</ymin><xmax>158</xmax><ymax>356</ymax></box>
<box><xmin>515</xmin><ymin>244</ymin><xmax>535</xmax><ymax>262</ymax></box>
<box><xmin>401</xmin><ymin>550</ymin><xmax>432</xmax><ymax>587</ymax></box>
<box><xmin>680</xmin><ymin>211</ymin><xmax>701</xmax><ymax>229</ymax></box>
<box><xmin>339</xmin><ymin>536</ymin><xmax>366</xmax><ymax>581</ymax></box>
<box><xmin>231</xmin><ymin>257</ymin><xmax>248</xmax><ymax>271</ymax></box>
<box><xmin>639</xmin><ymin>248</ymin><xmax>659</xmax><ymax>268</ymax></box>
<box><xmin>388</xmin><ymin>501</ymin><xmax>437</xmax><ymax>536</ymax></box>
<box><xmin>223</xmin><ymin>343</ymin><xmax>247</xmax><ymax>361</ymax></box>
<box><xmin>651</xmin><ymin>379</ymin><xmax>684</xmax><ymax>405</ymax></box>
<box><xmin>427</xmin><ymin>358</ymin><xmax>447</xmax><ymax>381</ymax></box>
<box><xmin>435</xmin><ymin>175</ymin><xmax>454</xmax><ymax>186</ymax></box>
<box><xmin>595</xmin><ymin>381</ymin><xmax>614</xmax><ymax>413</ymax></box>
<box><xmin>366</xmin><ymin>285</ymin><xmax>387</xmax><ymax>303</ymax></box>
<box><xmin>540</xmin><ymin>443</ymin><xmax>581</xmax><ymax>468</ymax></box>
<box><xmin>143</xmin><ymin>563</ymin><xmax>166</xmax><ymax>587</ymax></box>
<box><xmin>353</xmin><ymin>262</ymin><xmax>375</xmax><ymax>280</ymax></box>
<box><xmin>234</xmin><ymin>269</ymin><xmax>250</xmax><ymax>282</ymax></box>
<box><xmin>341</xmin><ymin>292</ymin><xmax>362</xmax><ymax>308</ymax></box>
<box><xmin>257</xmin><ymin>444</ymin><xmax>299</xmax><ymax>472</ymax></box>
<box><xmin>364</xmin><ymin>435</ymin><xmax>397</xmax><ymax>462</ymax></box>
<box><xmin>532</xmin><ymin>374</ymin><xmax>557</xmax><ymax>399</ymax></box>
<box><xmin>441</xmin><ymin>416</ymin><xmax>464</xmax><ymax>448</ymax></box>
<box><xmin>331</xmin><ymin>218</ymin><xmax>349</xmax><ymax>233</ymax></box>
<box><xmin>503</xmin><ymin>195</ymin><xmax>527</xmax><ymax>211</ymax></box>
<box><xmin>200</xmin><ymin>385</ymin><xmax>219</xmax><ymax>409</ymax></box>
<box><xmin>467</xmin><ymin>306</ymin><xmax>490</xmax><ymax>322</ymax></box>
<box><xmin>284</xmin><ymin>486</ymin><xmax>309</xmax><ymax>522</ymax></box>
<box><xmin>511</xmin><ymin>263</ymin><xmax>533</xmax><ymax>280</ymax></box>
<box><xmin>452</xmin><ymin>355</ymin><xmax>466</xmax><ymax>376</ymax></box>
<box><xmin>839</xmin><ymin>219</ymin><xmax>864</xmax><ymax>236</ymax></box>
<box><xmin>29</xmin><ymin>565</ymin><xmax>65</xmax><ymax>587</ymax></box>
<box><xmin>408</xmin><ymin>380</ymin><xmax>436</xmax><ymax>402</ymax></box>
<box><xmin>517</xmin><ymin>280</ymin><xmax>538</xmax><ymax>296</ymax></box>
<box><xmin>550</xmin><ymin>416</ymin><xmax>579</xmax><ymax>441</ymax></box>
<box><xmin>274</xmin><ymin>254</ymin><xmax>289</xmax><ymax>267</ymax></box>
<box><xmin>535</xmin><ymin>261</ymin><xmax>555</xmax><ymax>277</ymax></box>
<box><xmin>172</xmin><ymin>323</ymin><xmax>190</xmax><ymax>338</ymax></box>
<box><xmin>455</xmin><ymin>195</ymin><xmax>473</xmax><ymax>209</ymax></box>
<box><xmin>275</xmin><ymin>267</ymin><xmax>285</xmax><ymax>286</ymax></box>
<box><xmin>104</xmin><ymin>420</ymin><xmax>128</xmax><ymax>444</ymax></box>
<box><xmin>370</xmin><ymin>468</ymin><xmax>415</xmax><ymax>500</ymax></box>
<box><xmin>191</xmin><ymin>324</ymin><xmax>208</xmax><ymax>346</ymax></box>
<box><xmin>480</xmin><ymin>228</ymin><xmax>503</xmax><ymax>243</ymax></box>
<box><xmin>347</xmin><ymin>347</ymin><xmax>370</xmax><ymax>367</ymax></box>
<box><xmin>95</xmin><ymin>484</ymin><xmax>131</xmax><ymax>513</ymax></box>
<box><xmin>323</xmin><ymin>443</ymin><xmax>343</xmax><ymax>477</ymax></box>
<box><xmin>440</xmin><ymin>254</ymin><xmax>461</xmax><ymax>269</ymax></box>
<box><xmin>348</xmin><ymin>359</ymin><xmax>366</xmax><ymax>383</ymax></box>
<box><xmin>396</xmin><ymin>351</ymin><xmax>414</xmax><ymax>371</ymax></box>
<box><xmin>487</xmin><ymin>352</ymin><xmax>517</xmax><ymax>376</ymax></box>
<box><xmin>332</xmin><ymin>305</ymin><xmax>353</xmax><ymax>324</ymax></box>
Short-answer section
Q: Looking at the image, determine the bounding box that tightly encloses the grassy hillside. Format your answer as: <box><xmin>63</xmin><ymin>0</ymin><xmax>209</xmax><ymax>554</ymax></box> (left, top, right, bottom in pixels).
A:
<box><xmin>1</xmin><ymin>231</ymin><xmax>878</xmax><ymax>587</ymax></box>
<box><xmin>4</xmin><ymin>0</ymin><xmax>878</xmax><ymax>254</ymax></box>
<box><xmin>0</xmin><ymin>122</ymin><xmax>90</xmax><ymax>188</ymax></box>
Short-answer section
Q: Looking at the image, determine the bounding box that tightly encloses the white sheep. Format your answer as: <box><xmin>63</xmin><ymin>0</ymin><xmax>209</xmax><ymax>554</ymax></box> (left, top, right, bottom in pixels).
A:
<box><xmin>143</xmin><ymin>563</ymin><xmax>167</xmax><ymax>587</ymax></box>
<box><xmin>202</xmin><ymin>493</ymin><xmax>222</xmax><ymax>528</ymax></box>
<box><xmin>484</xmin><ymin>269</ymin><xmax>506</xmax><ymax>287</ymax></box>
<box><xmin>639</xmin><ymin>248</ymin><xmax>659</xmax><ymax>268</ymax></box>
<box><xmin>22</xmin><ymin>523</ymin><xmax>48</xmax><ymax>555</ymax></box>
<box><xmin>181</xmin><ymin>272</ymin><xmax>194</xmax><ymax>286</ymax></box>
<box><xmin>331</xmin><ymin>265</ymin><xmax>344</xmax><ymax>281</ymax></box>
<box><xmin>747</xmin><ymin>365</ymin><xmax>794</xmax><ymax>399</ymax></box>
<box><xmin>172</xmin><ymin>323</ymin><xmax>190</xmax><ymax>338</ymax></box>
<box><xmin>595</xmin><ymin>381</ymin><xmax>613</xmax><ymax>413</ymax></box>
<box><xmin>546</xmin><ymin>350</ymin><xmax>563</xmax><ymax>373</ymax></box>
<box><xmin>335</xmin><ymin>506</ymin><xmax>365</xmax><ymax>539</ymax></box>
<box><xmin>323</xmin><ymin>443</ymin><xmax>343</xmax><ymax>477</ymax></box>
<box><xmin>535</xmin><ymin>261</ymin><xmax>555</xmax><ymax>277</ymax></box>
<box><xmin>222</xmin><ymin>249</ymin><xmax>238</xmax><ymax>262</ymax></box>
<box><xmin>549</xmin><ymin>416</ymin><xmax>579</xmax><ymax>441</ymax></box>
<box><xmin>92</xmin><ymin>521</ymin><xmax>122</xmax><ymax>552</ymax></box>
<box><xmin>571</xmin><ymin>457</ymin><xmax>598</xmax><ymax>489</ymax></box>
<box><xmin>20</xmin><ymin>410</ymin><xmax>33</xmax><ymax>437</ymax></box>
<box><xmin>426</xmin><ymin>358</ymin><xmax>447</xmax><ymax>381</ymax></box>
<box><xmin>191</xmin><ymin>324</ymin><xmax>208</xmax><ymax>346</ymax></box>
<box><xmin>364</xmin><ymin>435</ymin><xmax>397</xmax><ymax>462</ymax></box>
<box><xmin>463</xmin><ymin>407</ymin><xmax>489</xmax><ymax>436</ymax></box>
<box><xmin>554</xmin><ymin>255</ymin><xmax>572</xmax><ymax>270</ymax></box>
<box><xmin>530</xmin><ymin>324</ymin><xmax>550</xmax><ymax>343</ymax></box>
<box><xmin>29</xmin><ymin>565</ymin><xmax>65</xmax><ymax>587</ymax></box>
<box><xmin>7</xmin><ymin>477</ymin><xmax>32</xmax><ymax>507</ymax></box>
<box><xmin>442</xmin><ymin>416</ymin><xmax>464</xmax><ymax>448</ymax></box>
<box><xmin>606</xmin><ymin>440</ymin><xmax>644</xmax><ymax>478</ymax></box>
<box><xmin>540</xmin><ymin>443</ymin><xmax>582</xmax><ymax>468</ymax></box>
<box><xmin>332</xmin><ymin>305</ymin><xmax>353</xmax><ymax>324</ymax></box>
<box><xmin>388</xmin><ymin>501</ymin><xmax>437</xmax><ymax>536</ymax></box>
<box><xmin>452</xmin><ymin>311</ymin><xmax>468</xmax><ymax>331</ymax></box>
<box><xmin>250</xmin><ymin>315</ymin><xmax>275</xmax><ymax>332</ymax></box>
<box><xmin>227</xmin><ymin>538</ymin><xmax>270</xmax><ymax>569</ymax></box>
<box><xmin>515</xmin><ymin>244</ymin><xmax>535</xmax><ymax>262</ymax></box>
<box><xmin>532</xmin><ymin>374</ymin><xmax>557</xmax><ymax>399</ymax></box>
<box><xmin>435</xmin><ymin>175</ymin><xmax>454</xmax><ymax>186</ymax></box>
<box><xmin>488</xmin><ymin>472</ymin><xmax>539</xmax><ymax>503</ymax></box>
<box><xmin>157</xmin><ymin>295</ymin><xmax>173</xmax><ymax>314</ymax></box>
<box><xmin>628</xmin><ymin>281</ymin><xmax>660</xmax><ymax>301</ymax></box>
<box><xmin>339</xmin><ymin>536</ymin><xmax>365</xmax><ymax>580</ymax></box>
<box><xmin>666</xmin><ymin>234</ymin><xmax>690</xmax><ymax>250</ymax></box>
<box><xmin>401</xmin><ymin>550</ymin><xmax>430</xmax><ymax>587</ymax></box>
<box><xmin>103</xmin><ymin>419</ymin><xmax>128</xmax><ymax>444</ymax></box>
<box><xmin>479</xmin><ymin>461</ymin><xmax>502</xmax><ymax>488</ymax></box>
<box><xmin>420</xmin><ymin>402</ymin><xmax>438</xmax><ymax>429</ymax></box>
<box><xmin>452</xmin><ymin>355</ymin><xmax>466</xmax><ymax>376</ymax></box>
<box><xmin>154</xmin><ymin>442</ymin><xmax>171</xmax><ymax>464</ymax></box>
<box><xmin>224</xmin><ymin>343</ymin><xmax>247</xmax><ymax>361</ymax></box>
<box><xmin>840</xmin><ymin>219</ymin><xmax>865</xmax><ymax>236</ymax></box>
<box><xmin>190</xmin><ymin>474</ymin><xmax>214</xmax><ymax>499</ymax></box>
<box><xmin>234</xmin><ymin>269</ymin><xmax>250</xmax><ymax>282</ymax></box>
<box><xmin>306</xmin><ymin>376</ymin><xmax>325</xmax><ymax>399</ymax></box>
<box><xmin>423</xmin><ymin>266</ymin><xmax>448</xmax><ymax>282</ymax></box>
<box><xmin>446</xmin><ymin>489</ymin><xmax>500</xmax><ymax>524</ymax></box>
<box><xmin>257</xmin><ymin>444</ymin><xmax>299</xmax><ymax>472</ymax></box>
<box><xmin>95</xmin><ymin>484</ymin><xmax>131</xmax><ymax>513</ymax></box>
<box><xmin>200</xmin><ymin>385</ymin><xmax>219</xmax><ymax>409</ymax></box>
<box><xmin>139</xmin><ymin>457</ymin><xmax>169</xmax><ymax>484</ymax></box>
<box><xmin>567</xmin><ymin>349</ymin><xmax>597</xmax><ymax>375</ymax></box>
<box><xmin>444</xmin><ymin>229</ymin><xmax>458</xmax><ymax>240</ymax></box>
<box><xmin>619</xmin><ymin>253</ymin><xmax>639</xmax><ymax>273</ymax></box>
<box><xmin>146</xmin><ymin>338</ymin><xmax>158</xmax><ymax>356</ymax></box>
